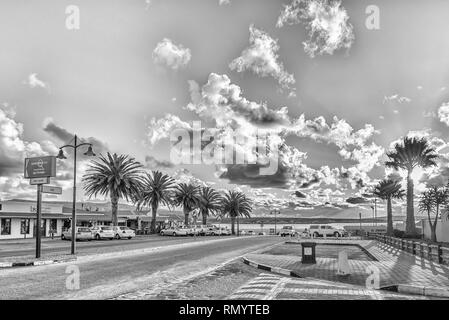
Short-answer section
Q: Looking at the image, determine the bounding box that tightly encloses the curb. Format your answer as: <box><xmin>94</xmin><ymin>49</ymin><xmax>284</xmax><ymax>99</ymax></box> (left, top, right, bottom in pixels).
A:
<box><xmin>242</xmin><ymin>257</ymin><xmax>301</xmax><ymax>278</ymax></box>
<box><xmin>0</xmin><ymin>257</ymin><xmax>76</xmax><ymax>268</ymax></box>
<box><xmin>382</xmin><ymin>284</ymin><xmax>449</xmax><ymax>298</ymax></box>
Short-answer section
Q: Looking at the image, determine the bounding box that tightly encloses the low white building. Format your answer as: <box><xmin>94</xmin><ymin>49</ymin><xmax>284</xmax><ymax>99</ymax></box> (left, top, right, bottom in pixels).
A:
<box><xmin>0</xmin><ymin>199</ymin><xmax>67</xmax><ymax>240</ymax></box>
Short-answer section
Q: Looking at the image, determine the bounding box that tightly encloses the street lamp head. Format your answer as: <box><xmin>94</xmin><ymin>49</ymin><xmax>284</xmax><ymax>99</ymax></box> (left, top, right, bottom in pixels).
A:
<box><xmin>56</xmin><ymin>149</ymin><xmax>67</xmax><ymax>160</ymax></box>
<box><xmin>84</xmin><ymin>145</ymin><xmax>96</xmax><ymax>157</ymax></box>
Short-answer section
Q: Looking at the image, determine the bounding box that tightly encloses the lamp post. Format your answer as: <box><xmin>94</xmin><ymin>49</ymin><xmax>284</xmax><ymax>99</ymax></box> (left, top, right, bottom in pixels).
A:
<box><xmin>270</xmin><ymin>209</ymin><xmax>280</xmax><ymax>235</ymax></box>
<box><xmin>56</xmin><ymin>135</ymin><xmax>95</xmax><ymax>255</ymax></box>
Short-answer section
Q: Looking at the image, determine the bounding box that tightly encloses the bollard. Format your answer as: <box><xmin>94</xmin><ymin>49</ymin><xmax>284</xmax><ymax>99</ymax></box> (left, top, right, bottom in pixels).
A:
<box><xmin>337</xmin><ymin>251</ymin><xmax>351</xmax><ymax>276</ymax></box>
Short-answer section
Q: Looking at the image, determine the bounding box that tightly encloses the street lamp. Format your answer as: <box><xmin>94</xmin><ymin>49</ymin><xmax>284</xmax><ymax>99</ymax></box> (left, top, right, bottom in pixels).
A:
<box><xmin>370</xmin><ymin>198</ymin><xmax>378</xmax><ymax>228</ymax></box>
<box><xmin>56</xmin><ymin>134</ymin><xmax>95</xmax><ymax>255</ymax></box>
<box><xmin>270</xmin><ymin>209</ymin><xmax>280</xmax><ymax>235</ymax></box>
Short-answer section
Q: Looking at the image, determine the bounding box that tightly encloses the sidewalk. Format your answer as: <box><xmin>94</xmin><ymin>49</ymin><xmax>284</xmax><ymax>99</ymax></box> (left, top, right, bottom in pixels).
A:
<box><xmin>227</xmin><ymin>273</ymin><xmax>433</xmax><ymax>300</ymax></box>
<box><xmin>243</xmin><ymin>239</ymin><xmax>449</xmax><ymax>290</ymax></box>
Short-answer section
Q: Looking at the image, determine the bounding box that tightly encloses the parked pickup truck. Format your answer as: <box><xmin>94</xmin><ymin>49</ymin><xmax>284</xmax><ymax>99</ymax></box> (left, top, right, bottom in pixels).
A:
<box><xmin>279</xmin><ymin>226</ymin><xmax>297</xmax><ymax>237</ymax></box>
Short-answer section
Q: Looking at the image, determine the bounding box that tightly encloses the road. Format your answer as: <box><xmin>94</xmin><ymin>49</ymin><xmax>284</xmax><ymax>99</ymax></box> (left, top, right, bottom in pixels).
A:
<box><xmin>0</xmin><ymin>236</ymin><xmax>282</xmax><ymax>299</ymax></box>
<box><xmin>0</xmin><ymin>235</ymin><xmax>233</xmax><ymax>258</ymax></box>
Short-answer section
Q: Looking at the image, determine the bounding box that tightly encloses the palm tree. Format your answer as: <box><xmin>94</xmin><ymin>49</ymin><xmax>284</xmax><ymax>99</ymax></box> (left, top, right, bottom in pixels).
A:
<box><xmin>222</xmin><ymin>190</ymin><xmax>252</xmax><ymax>235</ymax></box>
<box><xmin>373</xmin><ymin>179</ymin><xmax>405</xmax><ymax>236</ymax></box>
<box><xmin>385</xmin><ymin>137</ymin><xmax>438</xmax><ymax>236</ymax></box>
<box><xmin>198</xmin><ymin>187</ymin><xmax>223</xmax><ymax>225</ymax></box>
<box><xmin>419</xmin><ymin>186</ymin><xmax>449</xmax><ymax>242</ymax></box>
<box><xmin>173</xmin><ymin>183</ymin><xmax>201</xmax><ymax>225</ymax></box>
<box><xmin>137</xmin><ymin>171</ymin><xmax>176</xmax><ymax>234</ymax></box>
<box><xmin>83</xmin><ymin>153</ymin><xmax>143</xmax><ymax>226</ymax></box>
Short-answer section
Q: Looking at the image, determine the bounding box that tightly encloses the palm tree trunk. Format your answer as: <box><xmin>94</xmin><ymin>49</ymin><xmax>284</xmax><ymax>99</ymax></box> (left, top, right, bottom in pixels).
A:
<box><xmin>202</xmin><ymin>210</ymin><xmax>207</xmax><ymax>226</ymax></box>
<box><xmin>151</xmin><ymin>203</ymin><xmax>157</xmax><ymax>234</ymax></box>
<box><xmin>430</xmin><ymin>224</ymin><xmax>437</xmax><ymax>242</ymax></box>
<box><xmin>405</xmin><ymin>173</ymin><xmax>416</xmax><ymax>236</ymax></box>
<box><xmin>111</xmin><ymin>195</ymin><xmax>119</xmax><ymax>226</ymax></box>
<box><xmin>184</xmin><ymin>207</ymin><xmax>189</xmax><ymax>226</ymax></box>
<box><xmin>386</xmin><ymin>196</ymin><xmax>393</xmax><ymax>236</ymax></box>
<box><xmin>230</xmin><ymin>216</ymin><xmax>236</xmax><ymax>235</ymax></box>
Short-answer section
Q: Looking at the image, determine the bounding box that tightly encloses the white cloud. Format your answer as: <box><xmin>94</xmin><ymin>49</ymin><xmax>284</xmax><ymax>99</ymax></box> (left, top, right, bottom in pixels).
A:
<box><xmin>229</xmin><ymin>25</ymin><xmax>296</xmax><ymax>95</ymax></box>
<box><xmin>219</xmin><ymin>0</ymin><xmax>230</xmax><ymax>5</ymax></box>
<box><xmin>276</xmin><ymin>0</ymin><xmax>354</xmax><ymax>58</ymax></box>
<box><xmin>152</xmin><ymin>38</ymin><xmax>191</xmax><ymax>70</ymax></box>
<box><xmin>383</xmin><ymin>94</ymin><xmax>411</xmax><ymax>104</ymax></box>
<box><xmin>438</xmin><ymin>102</ymin><xmax>449</xmax><ymax>126</ymax></box>
<box><xmin>146</xmin><ymin>114</ymin><xmax>192</xmax><ymax>146</ymax></box>
<box><xmin>24</xmin><ymin>73</ymin><xmax>48</xmax><ymax>90</ymax></box>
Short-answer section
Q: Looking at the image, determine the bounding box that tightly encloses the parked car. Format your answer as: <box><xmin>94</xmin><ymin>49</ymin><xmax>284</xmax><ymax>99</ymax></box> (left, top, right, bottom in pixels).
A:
<box><xmin>61</xmin><ymin>227</ymin><xmax>92</xmax><ymax>241</ymax></box>
<box><xmin>160</xmin><ymin>227</ymin><xmax>189</xmax><ymax>236</ymax></box>
<box><xmin>90</xmin><ymin>226</ymin><xmax>115</xmax><ymax>240</ymax></box>
<box><xmin>247</xmin><ymin>230</ymin><xmax>256</xmax><ymax>235</ymax></box>
<box><xmin>258</xmin><ymin>231</ymin><xmax>266</xmax><ymax>235</ymax></box>
<box><xmin>309</xmin><ymin>224</ymin><xmax>347</xmax><ymax>237</ymax></box>
<box><xmin>187</xmin><ymin>225</ymin><xmax>207</xmax><ymax>236</ymax></box>
<box><xmin>112</xmin><ymin>226</ymin><xmax>136</xmax><ymax>240</ymax></box>
<box><xmin>279</xmin><ymin>226</ymin><xmax>297</xmax><ymax>237</ymax></box>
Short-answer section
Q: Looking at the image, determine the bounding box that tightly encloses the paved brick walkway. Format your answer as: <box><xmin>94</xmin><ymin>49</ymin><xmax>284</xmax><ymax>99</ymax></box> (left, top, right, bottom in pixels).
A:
<box><xmin>244</xmin><ymin>240</ymin><xmax>449</xmax><ymax>289</ymax></box>
<box><xmin>227</xmin><ymin>273</ymin><xmax>432</xmax><ymax>300</ymax></box>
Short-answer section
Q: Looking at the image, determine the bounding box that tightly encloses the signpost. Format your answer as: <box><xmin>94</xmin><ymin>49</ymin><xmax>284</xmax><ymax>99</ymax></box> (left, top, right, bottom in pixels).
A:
<box><xmin>24</xmin><ymin>156</ymin><xmax>57</xmax><ymax>258</ymax></box>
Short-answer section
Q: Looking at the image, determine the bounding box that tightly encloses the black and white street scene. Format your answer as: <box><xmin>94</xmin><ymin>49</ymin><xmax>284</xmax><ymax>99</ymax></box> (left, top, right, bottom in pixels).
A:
<box><xmin>2</xmin><ymin>0</ymin><xmax>449</xmax><ymax>305</ymax></box>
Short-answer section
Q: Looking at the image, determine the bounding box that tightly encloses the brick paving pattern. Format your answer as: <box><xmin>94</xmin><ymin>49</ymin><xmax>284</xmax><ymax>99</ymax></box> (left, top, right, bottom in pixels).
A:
<box><xmin>244</xmin><ymin>240</ymin><xmax>449</xmax><ymax>288</ymax></box>
<box><xmin>227</xmin><ymin>273</ymin><xmax>433</xmax><ymax>300</ymax></box>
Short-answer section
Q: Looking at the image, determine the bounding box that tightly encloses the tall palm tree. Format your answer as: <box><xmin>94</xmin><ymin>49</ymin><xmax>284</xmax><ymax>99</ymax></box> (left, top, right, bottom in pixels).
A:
<box><xmin>198</xmin><ymin>187</ymin><xmax>223</xmax><ymax>225</ymax></box>
<box><xmin>137</xmin><ymin>171</ymin><xmax>176</xmax><ymax>234</ymax></box>
<box><xmin>385</xmin><ymin>137</ymin><xmax>438</xmax><ymax>235</ymax></box>
<box><xmin>83</xmin><ymin>153</ymin><xmax>143</xmax><ymax>226</ymax></box>
<box><xmin>373</xmin><ymin>179</ymin><xmax>405</xmax><ymax>236</ymax></box>
<box><xmin>222</xmin><ymin>190</ymin><xmax>252</xmax><ymax>235</ymax></box>
<box><xmin>173</xmin><ymin>183</ymin><xmax>201</xmax><ymax>225</ymax></box>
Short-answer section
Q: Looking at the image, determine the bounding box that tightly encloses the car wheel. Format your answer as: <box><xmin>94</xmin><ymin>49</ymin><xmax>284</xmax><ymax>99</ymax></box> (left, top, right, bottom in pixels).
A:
<box><xmin>128</xmin><ymin>237</ymin><xmax>132</xmax><ymax>240</ymax></box>
<box><xmin>95</xmin><ymin>234</ymin><xmax>100</xmax><ymax>240</ymax></box>
<box><xmin>61</xmin><ymin>234</ymin><xmax>66</xmax><ymax>240</ymax></box>
<box><xmin>173</xmin><ymin>232</ymin><xmax>177</xmax><ymax>236</ymax></box>
<box><xmin>333</xmin><ymin>232</ymin><xmax>340</xmax><ymax>237</ymax></box>
<box><xmin>313</xmin><ymin>232</ymin><xmax>319</xmax><ymax>238</ymax></box>
<box><xmin>115</xmin><ymin>234</ymin><xmax>120</xmax><ymax>240</ymax></box>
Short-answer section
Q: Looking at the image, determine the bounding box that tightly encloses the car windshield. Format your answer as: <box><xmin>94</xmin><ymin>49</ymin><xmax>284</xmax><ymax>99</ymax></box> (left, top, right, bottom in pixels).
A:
<box><xmin>101</xmin><ymin>227</ymin><xmax>112</xmax><ymax>230</ymax></box>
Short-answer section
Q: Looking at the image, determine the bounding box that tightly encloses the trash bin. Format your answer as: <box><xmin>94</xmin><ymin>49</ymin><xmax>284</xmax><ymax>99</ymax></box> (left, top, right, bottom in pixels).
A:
<box><xmin>301</xmin><ymin>242</ymin><xmax>316</xmax><ymax>264</ymax></box>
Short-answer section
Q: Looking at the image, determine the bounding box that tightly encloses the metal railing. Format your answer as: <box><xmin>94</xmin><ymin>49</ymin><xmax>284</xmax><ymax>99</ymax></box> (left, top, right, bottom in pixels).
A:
<box><xmin>374</xmin><ymin>234</ymin><xmax>449</xmax><ymax>265</ymax></box>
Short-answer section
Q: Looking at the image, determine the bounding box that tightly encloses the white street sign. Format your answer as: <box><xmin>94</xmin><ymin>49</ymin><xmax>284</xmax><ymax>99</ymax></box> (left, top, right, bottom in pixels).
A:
<box><xmin>42</xmin><ymin>185</ymin><xmax>62</xmax><ymax>195</ymax></box>
<box><xmin>30</xmin><ymin>177</ymin><xmax>50</xmax><ymax>185</ymax></box>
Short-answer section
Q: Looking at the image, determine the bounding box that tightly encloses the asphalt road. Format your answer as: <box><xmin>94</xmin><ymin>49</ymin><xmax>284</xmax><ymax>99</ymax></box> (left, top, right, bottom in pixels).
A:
<box><xmin>0</xmin><ymin>235</ymin><xmax>230</xmax><ymax>258</ymax></box>
<box><xmin>0</xmin><ymin>236</ymin><xmax>282</xmax><ymax>299</ymax></box>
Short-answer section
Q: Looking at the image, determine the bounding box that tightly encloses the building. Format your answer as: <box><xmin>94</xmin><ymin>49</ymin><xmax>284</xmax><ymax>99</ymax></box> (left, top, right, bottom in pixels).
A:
<box><xmin>0</xmin><ymin>199</ymin><xmax>185</xmax><ymax>239</ymax></box>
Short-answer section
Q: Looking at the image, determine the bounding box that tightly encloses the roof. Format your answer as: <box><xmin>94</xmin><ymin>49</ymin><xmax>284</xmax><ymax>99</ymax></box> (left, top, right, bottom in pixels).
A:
<box><xmin>0</xmin><ymin>212</ymin><xmax>68</xmax><ymax>219</ymax></box>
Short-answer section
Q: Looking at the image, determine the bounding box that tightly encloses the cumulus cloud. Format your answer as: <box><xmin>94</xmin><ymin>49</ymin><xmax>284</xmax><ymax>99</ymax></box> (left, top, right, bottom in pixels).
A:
<box><xmin>276</xmin><ymin>0</ymin><xmax>355</xmax><ymax>58</ymax></box>
<box><xmin>438</xmin><ymin>102</ymin><xmax>449</xmax><ymax>126</ymax></box>
<box><xmin>152</xmin><ymin>38</ymin><xmax>191</xmax><ymax>70</ymax></box>
<box><xmin>148</xmin><ymin>73</ymin><xmax>381</xmax><ymax>193</ymax></box>
<box><xmin>229</xmin><ymin>25</ymin><xmax>296</xmax><ymax>95</ymax></box>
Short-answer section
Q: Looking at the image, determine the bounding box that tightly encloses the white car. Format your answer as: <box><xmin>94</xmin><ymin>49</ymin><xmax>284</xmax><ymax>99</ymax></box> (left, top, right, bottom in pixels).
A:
<box><xmin>113</xmin><ymin>226</ymin><xmax>136</xmax><ymax>240</ymax></box>
<box><xmin>160</xmin><ymin>227</ymin><xmax>189</xmax><ymax>236</ymax></box>
<box><xmin>61</xmin><ymin>227</ymin><xmax>92</xmax><ymax>241</ymax></box>
<box><xmin>309</xmin><ymin>225</ymin><xmax>347</xmax><ymax>238</ymax></box>
<box><xmin>90</xmin><ymin>226</ymin><xmax>115</xmax><ymax>240</ymax></box>
<box><xmin>279</xmin><ymin>226</ymin><xmax>297</xmax><ymax>237</ymax></box>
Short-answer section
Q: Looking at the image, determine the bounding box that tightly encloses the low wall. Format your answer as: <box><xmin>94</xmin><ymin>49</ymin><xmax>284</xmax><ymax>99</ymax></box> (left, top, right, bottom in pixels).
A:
<box><xmin>375</xmin><ymin>235</ymin><xmax>449</xmax><ymax>266</ymax></box>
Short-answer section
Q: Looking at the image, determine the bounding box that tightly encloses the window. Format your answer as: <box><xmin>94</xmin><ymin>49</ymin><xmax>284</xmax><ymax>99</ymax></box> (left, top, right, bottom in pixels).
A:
<box><xmin>20</xmin><ymin>219</ymin><xmax>30</xmax><ymax>234</ymax></box>
<box><xmin>1</xmin><ymin>218</ymin><xmax>11</xmax><ymax>235</ymax></box>
<box><xmin>50</xmin><ymin>219</ymin><xmax>57</xmax><ymax>232</ymax></box>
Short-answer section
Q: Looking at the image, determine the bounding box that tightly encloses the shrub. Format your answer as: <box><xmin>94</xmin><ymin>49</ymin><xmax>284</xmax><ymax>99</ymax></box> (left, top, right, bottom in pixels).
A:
<box><xmin>392</xmin><ymin>229</ymin><xmax>405</xmax><ymax>238</ymax></box>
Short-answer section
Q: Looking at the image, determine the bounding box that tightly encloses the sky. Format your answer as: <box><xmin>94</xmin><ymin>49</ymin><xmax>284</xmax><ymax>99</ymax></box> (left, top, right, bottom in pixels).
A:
<box><xmin>2</xmin><ymin>0</ymin><xmax>449</xmax><ymax>218</ymax></box>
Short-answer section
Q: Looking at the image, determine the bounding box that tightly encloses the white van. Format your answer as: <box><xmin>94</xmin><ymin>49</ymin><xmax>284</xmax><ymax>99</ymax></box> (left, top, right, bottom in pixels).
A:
<box><xmin>309</xmin><ymin>225</ymin><xmax>347</xmax><ymax>237</ymax></box>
